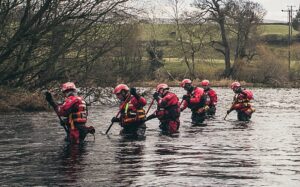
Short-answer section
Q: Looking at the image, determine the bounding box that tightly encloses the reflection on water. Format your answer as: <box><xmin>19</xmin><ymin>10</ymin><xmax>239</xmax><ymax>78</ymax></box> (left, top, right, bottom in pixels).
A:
<box><xmin>1</xmin><ymin>88</ymin><xmax>300</xmax><ymax>186</ymax></box>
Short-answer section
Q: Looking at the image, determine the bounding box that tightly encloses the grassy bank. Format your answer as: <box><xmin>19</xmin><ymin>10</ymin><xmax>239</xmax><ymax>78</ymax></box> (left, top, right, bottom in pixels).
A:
<box><xmin>0</xmin><ymin>86</ymin><xmax>48</xmax><ymax>113</ymax></box>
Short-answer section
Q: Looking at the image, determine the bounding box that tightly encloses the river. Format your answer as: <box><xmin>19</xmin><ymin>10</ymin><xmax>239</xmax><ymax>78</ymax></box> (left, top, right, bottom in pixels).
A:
<box><xmin>1</xmin><ymin>87</ymin><xmax>300</xmax><ymax>186</ymax></box>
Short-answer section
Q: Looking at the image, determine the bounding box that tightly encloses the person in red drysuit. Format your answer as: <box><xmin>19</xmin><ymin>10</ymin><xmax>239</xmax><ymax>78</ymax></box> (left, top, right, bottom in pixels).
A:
<box><xmin>201</xmin><ymin>79</ymin><xmax>217</xmax><ymax>117</ymax></box>
<box><xmin>45</xmin><ymin>82</ymin><xmax>95</xmax><ymax>144</ymax></box>
<box><xmin>111</xmin><ymin>84</ymin><xmax>147</xmax><ymax>138</ymax></box>
<box><xmin>146</xmin><ymin>84</ymin><xmax>181</xmax><ymax>134</ymax></box>
<box><xmin>227</xmin><ymin>81</ymin><xmax>255</xmax><ymax>121</ymax></box>
<box><xmin>180</xmin><ymin>79</ymin><xmax>207</xmax><ymax>125</ymax></box>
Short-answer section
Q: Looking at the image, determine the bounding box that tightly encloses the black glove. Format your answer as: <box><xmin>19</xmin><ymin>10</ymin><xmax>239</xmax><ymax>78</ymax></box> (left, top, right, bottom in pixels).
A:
<box><xmin>153</xmin><ymin>92</ymin><xmax>159</xmax><ymax>100</ymax></box>
<box><xmin>111</xmin><ymin>117</ymin><xmax>120</xmax><ymax>123</ymax></box>
<box><xmin>146</xmin><ymin>114</ymin><xmax>156</xmax><ymax>121</ymax></box>
<box><xmin>227</xmin><ymin>109</ymin><xmax>232</xmax><ymax>114</ymax></box>
<box><xmin>182</xmin><ymin>95</ymin><xmax>190</xmax><ymax>102</ymax></box>
<box><xmin>60</xmin><ymin>120</ymin><xmax>66</xmax><ymax>126</ymax></box>
<box><xmin>87</xmin><ymin>126</ymin><xmax>95</xmax><ymax>134</ymax></box>
<box><xmin>45</xmin><ymin>91</ymin><xmax>56</xmax><ymax>107</ymax></box>
<box><xmin>130</xmin><ymin>87</ymin><xmax>139</xmax><ymax>99</ymax></box>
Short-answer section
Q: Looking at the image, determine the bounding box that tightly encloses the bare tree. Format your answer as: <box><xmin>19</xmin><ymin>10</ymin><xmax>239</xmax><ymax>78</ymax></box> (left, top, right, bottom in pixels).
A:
<box><xmin>193</xmin><ymin>0</ymin><xmax>265</xmax><ymax>78</ymax></box>
<box><xmin>193</xmin><ymin>0</ymin><xmax>232</xmax><ymax>77</ymax></box>
<box><xmin>227</xmin><ymin>0</ymin><xmax>265</xmax><ymax>61</ymax></box>
<box><xmin>167</xmin><ymin>0</ymin><xmax>211</xmax><ymax>79</ymax></box>
<box><xmin>0</xmin><ymin>0</ymin><xmax>130</xmax><ymax>89</ymax></box>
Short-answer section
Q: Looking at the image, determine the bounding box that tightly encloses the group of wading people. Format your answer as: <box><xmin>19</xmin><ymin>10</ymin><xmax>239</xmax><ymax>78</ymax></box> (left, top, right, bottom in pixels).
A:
<box><xmin>45</xmin><ymin>80</ymin><xmax>255</xmax><ymax>144</ymax></box>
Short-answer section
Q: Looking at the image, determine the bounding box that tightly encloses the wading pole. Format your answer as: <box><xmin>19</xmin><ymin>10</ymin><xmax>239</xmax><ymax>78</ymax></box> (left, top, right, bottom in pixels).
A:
<box><xmin>105</xmin><ymin>95</ymin><xmax>130</xmax><ymax>134</ymax></box>
<box><xmin>44</xmin><ymin>92</ymin><xmax>69</xmax><ymax>134</ymax></box>
<box><xmin>224</xmin><ymin>94</ymin><xmax>237</xmax><ymax>120</ymax></box>
<box><xmin>146</xmin><ymin>99</ymin><xmax>155</xmax><ymax>115</ymax></box>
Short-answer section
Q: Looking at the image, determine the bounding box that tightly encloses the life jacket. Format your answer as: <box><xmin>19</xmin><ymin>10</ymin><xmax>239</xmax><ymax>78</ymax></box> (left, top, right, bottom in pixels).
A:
<box><xmin>181</xmin><ymin>87</ymin><xmax>206</xmax><ymax>112</ymax></box>
<box><xmin>235</xmin><ymin>89</ymin><xmax>253</xmax><ymax>103</ymax></box>
<box><xmin>57</xmin><ymin>95</ymin><xmax>87</xmax><ymax>124</ymax></box>
<box><xmin>232</xmin><ymin>89</ymin><xmax>255</xmax><ymax>113</ymax></box>
<box><xmin>121</xmin><ymin>96</ymin><xmax>146</xmax><ymax>125</ymax></box>
<box><xmin>204</xmin><ymin>88</ymin><xmax>217</xmax><ymax>106</ymax></box>
<box><xmin>156</xmin><ymin>92</ymin><xmax>180</xmax><ymax>121</ymax></box>
<box><xmin>70</xmin><ymin>98</ymin><xmax>87</xmax><ymax>123</ymax></box>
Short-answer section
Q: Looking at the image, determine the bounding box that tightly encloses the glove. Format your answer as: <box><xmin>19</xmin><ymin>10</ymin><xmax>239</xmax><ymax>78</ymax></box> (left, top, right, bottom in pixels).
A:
<box><xmin>153</xmin><ymin>92</ymin><xmax>159</xmax><ymax>100</ymax></box>
<box><xmin>130</xmin><ymin>87</ymin><xmax>139</xmax><ymax>99</ymax></box>
<box><xmin>182</xmin><ymin>95</ymin><xmax>190</xmax><ymax>102</ymax></box>
<box><xmin>130</xmin><ymin>87</ymin><xmax>137</xmax><ymax>96</ymax></box>
<box><xmin>146</xmin><ymin>114</ymin><xmax>156</xmax><ymax>121</ymax></box>
<box><xmin>45</xmin><ymin>91</ymin><xmax>56</xmax><ymax>107</ymax></box>
<box><xmin>111</xmin><ymin>117</ymin><xmax>120</xmax><ymax>123</ymax></box>
<box><xmin>60</xmin><ymin>120</ymin><xmax>66</xmax><ymax>126</ymax></box>
<box><xmin>87</xmin><ymin>126</ymin><xmax>95</xmax><ymax>134</ymax></box>
<box><xmin>227</xmin><ymin>109</ymin><xmax>232</xmax><ymax>114</ymax></box>
<box><xmin>204</xmin><ymin>105</ymin><xmax>209</xmax><ymax>111</ymax></box>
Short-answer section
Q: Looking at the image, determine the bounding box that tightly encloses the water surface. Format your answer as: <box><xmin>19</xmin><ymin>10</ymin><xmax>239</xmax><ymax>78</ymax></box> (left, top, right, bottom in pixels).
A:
<box><xmin>1</xmin><ymin>87</ymin><xmax>300</xmax><ymax>186</ymax></box>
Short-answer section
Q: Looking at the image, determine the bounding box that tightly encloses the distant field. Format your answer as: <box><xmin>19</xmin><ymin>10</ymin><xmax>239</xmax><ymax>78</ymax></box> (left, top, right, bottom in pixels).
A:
<box><xmin>259</xmin><ymin>24</ymin><xmax>299</xmax><ymax>36</ymax></box>
<box><xmin>137</xmin><ymin>23</ymin><xmax>300</xmax><ymax>78</ymax></box>
<box><xmin>137</xmin><ymin>24</ymin><xmax>299</xmax><ymax>41</ymax></box>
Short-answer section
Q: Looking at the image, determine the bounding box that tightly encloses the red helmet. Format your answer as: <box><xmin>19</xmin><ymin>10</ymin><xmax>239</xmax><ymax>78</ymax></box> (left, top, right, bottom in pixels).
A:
<box><xmin>61</xmin><ymin>82</ymin><xmax>76</xmax><ymax>92</ymax></box>
<box><xmin>201</xmin><ymin>80</ymin><xmax>209</xmax><ymax>86</ymax></box>
<box><xmin>156</xmin><ymin>83</ymin><xmax>169</xmax><ymax>92</ymax></box>
<box><xmin>113</xmin><ymin>84</ymin><xmax>129</xmax><ymax>94</ymax></box>
<box><xmin>231</xmin><ymin>81</ymin><xmax>241</xmax><ymax>90</ymax></box>
<box><xmin>180</xmin><ymin>79</ymin><xmax>192</xmax><ymax>88</ymax></box>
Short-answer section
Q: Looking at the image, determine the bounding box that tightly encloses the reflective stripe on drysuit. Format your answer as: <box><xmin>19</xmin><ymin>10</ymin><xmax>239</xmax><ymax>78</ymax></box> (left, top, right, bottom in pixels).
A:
<box><xmin>120</xmin><ymin>95</ymin><xmax>147</xmax><ymax>126</ymax></box>
<box><xmin>57</xmin><ymin>95</ymin><xmax>88</xmax><ymax>143</ymax></box>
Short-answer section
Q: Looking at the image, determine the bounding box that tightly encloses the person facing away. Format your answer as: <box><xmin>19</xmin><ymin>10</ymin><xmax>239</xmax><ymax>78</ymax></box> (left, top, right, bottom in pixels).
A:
<box><xmin>201</xmin><ymin>80</ymin><xmax>218</xmax><ymax>117</ymax></box>
<box><xmin>45</xmin><ymin>82</ymin><xmax>95</xmax><ymax>144</ymax></box>
<box><xmin>111</xmin><ymin>84</ymin><xmax>147</xmax><ymax>138</ymax></box>
<box><xmin>146</xmin><ymin>83</ymin><xmax>181</xmax><ymax>134</ymax></box>
<box><xmin>227</xmin><ymin>81</ymin><xmax>255</xmax><ymax>121</ymax></box>
<box><xmin>180</xmin><ymin>79</ymin><xmax>207</xmax><ymax>125</ymax></box>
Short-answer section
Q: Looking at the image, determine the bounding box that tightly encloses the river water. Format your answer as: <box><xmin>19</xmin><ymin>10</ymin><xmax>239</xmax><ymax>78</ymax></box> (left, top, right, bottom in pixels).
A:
<box><xmin>1</xmin><ymin>87</ymin><xmax>300</xmax><ymax>186</ymax></box>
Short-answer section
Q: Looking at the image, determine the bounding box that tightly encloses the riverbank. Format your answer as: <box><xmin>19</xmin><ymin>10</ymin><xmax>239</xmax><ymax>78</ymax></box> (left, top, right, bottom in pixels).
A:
<box><xmin>1</xmin><ymin>79</ymin><xmax>298</xmax><ymax>113</ymax></box>
<box><xmin>0</xmin><ymin>86</ymin><xmax>48</xmax><ymax>113</ymax></box>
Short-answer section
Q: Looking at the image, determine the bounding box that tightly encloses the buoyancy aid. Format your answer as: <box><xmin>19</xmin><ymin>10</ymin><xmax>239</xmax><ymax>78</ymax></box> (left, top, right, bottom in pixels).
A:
<box><xmin>57</xmin><ymin>95</ymin><xmax>87</xmax><ymax>123</ymax></box>
<box><xmin>156</xmin><ymin>92</ymin><xmax>180</xmax><ymax>120</ymax></box>
<box><xmin>232</xmin><ymin>89</ymin><xmax>255</xmax><ymax>114</ymax></box>
<box><xmin>121</xmin><ymin>96</ymin><xmax>146</xmax><ymax>125</ymax></box>
<box><xmin>181</xmin><ymin>87</ymin><xmax>206</xmax><ymax>111</ymax></box>
<box><xmin>204</xmin><ymin>88</ymin><xmax>217</xmax><ymax>106</ymax></box>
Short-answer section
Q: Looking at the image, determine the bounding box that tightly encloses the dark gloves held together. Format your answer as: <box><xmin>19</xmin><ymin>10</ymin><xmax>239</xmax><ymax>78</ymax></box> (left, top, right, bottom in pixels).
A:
<box><xmin>45</xmin><ymin>91</ymin><xmax>56</xmax><ymax>107</ymax></box>
<box><xmin>111</xmin><ymin>117</ymin><xmax>120</xmax><ymax>123</ymax></box>
<box><xmin>153</xmin><ymin>92</ymin><xmax>159</xmax><ymax>100</ymax></box>
<box><xmin>182</xmin><ymin>95</ymin><xmax>190</xmax><ymax>102</ymax></box>
<box><xmin>130</xmin><ymin>87</ymin><xmax>139</xmax><ymax>99</ymax></box>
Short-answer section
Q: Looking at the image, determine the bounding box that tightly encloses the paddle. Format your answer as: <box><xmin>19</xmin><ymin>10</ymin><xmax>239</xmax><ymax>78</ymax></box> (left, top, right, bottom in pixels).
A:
<box><xmin>105</xmin><ymin>95</ymin><xmax>131</xmax><ymax>134</ymax></box>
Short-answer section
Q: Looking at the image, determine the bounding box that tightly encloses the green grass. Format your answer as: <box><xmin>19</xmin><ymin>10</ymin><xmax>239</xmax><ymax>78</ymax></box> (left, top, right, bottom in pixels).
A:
<box><xmin>138</xmin><ymin>24</ymin><xmax>300</xmax><ymax>41</ymax></box>
<box><xmin>162</xmin><ymin>58</ymin><xmax>224</xmax><ymax>78</ymax></box>
<box><xmin>259</xmin><ymin>24</ymin><xmax>299</xmax><ymax>36</ymax></box>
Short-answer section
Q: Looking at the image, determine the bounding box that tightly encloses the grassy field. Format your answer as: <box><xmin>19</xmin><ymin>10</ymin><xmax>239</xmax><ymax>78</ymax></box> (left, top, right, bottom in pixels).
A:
<box><xmin>138</xmin><ymin>24</ymin><xmax>300</xmax><ymax>41</ymax></box>
<box><xmin>135</xmin><ymin>23</ymin><xmax>300</xmax><ymax>82</ymax></box>
<box><xmin>259</xmin><ymin>24</ymin><xmax>299</xmax><ymax>36</ymax></box>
